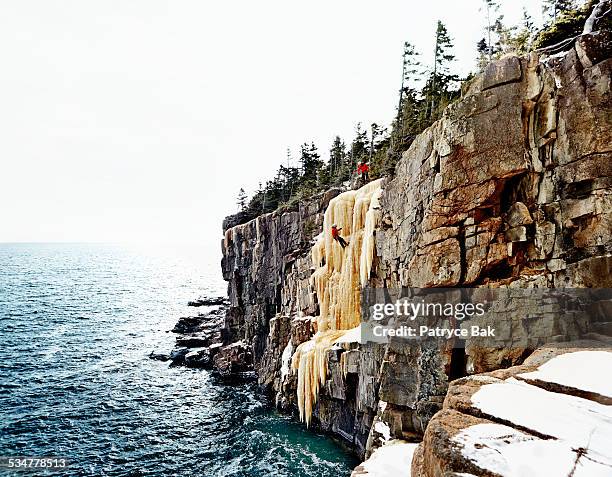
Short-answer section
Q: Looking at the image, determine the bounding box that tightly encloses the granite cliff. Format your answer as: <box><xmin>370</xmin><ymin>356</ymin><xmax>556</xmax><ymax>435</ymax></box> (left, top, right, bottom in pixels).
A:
<box><xmin>218</xmin><ymin>30</ymin><xmax>611</xmax><ymax>476</ymax></box>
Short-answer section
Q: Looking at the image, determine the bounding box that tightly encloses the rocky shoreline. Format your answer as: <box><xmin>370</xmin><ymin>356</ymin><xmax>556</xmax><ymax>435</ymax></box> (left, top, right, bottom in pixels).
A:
<box><xmin>150</xmin><ymin>301</ymin><xmax>255</xmax><ymax>378</ymax></box>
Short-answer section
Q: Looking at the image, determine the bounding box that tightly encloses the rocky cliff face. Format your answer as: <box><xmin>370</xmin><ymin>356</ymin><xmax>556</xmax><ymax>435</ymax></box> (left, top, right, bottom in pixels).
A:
<box><xmin>220</xmin><ymin>31</ymin><xmax>611</xmax><ymax>470</ymax></box>
<box><xmin>221</xmin><ymin>189</ymin><xmax>340</xmax><ymax>365</ymax></box>
<box><xmin>379</xmin><ymin>34</ymin><xmax>611</xmax><ymax>293</ymax></box>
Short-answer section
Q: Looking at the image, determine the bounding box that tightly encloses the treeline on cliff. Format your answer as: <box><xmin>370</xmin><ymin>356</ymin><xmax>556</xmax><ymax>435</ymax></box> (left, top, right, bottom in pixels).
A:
<box><xmin>229</xmin><ymin>0</ymin><xmax>606</xmax><ymax>227</ymax></box>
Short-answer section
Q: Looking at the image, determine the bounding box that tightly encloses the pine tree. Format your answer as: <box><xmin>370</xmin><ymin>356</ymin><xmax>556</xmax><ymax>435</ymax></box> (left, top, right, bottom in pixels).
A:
<box><xmin>368</xmin><ymin>123</ymin><xmax>391</xmax><ymax>179</ymax></box>
<box><xmin>476</xmin><ymin>1</ymin><xmax>517</xmax><ymax>67</ymax></box>
<box><xmin>245</xmin><ymin>182</ymin><xmax>265</xmax><ymax>216</ymax></box>
<box><xmin>298</xmin><ymin>142</ymin><xmax>324</xmax><ymax>192</ymax></box>
<box><xmin>370</xmin><ymin>123</ymin><xmax>386</xmax><ymax>158</ymax></box>
<box><xmin>277</xmin><ymin>148</ymin><xmax>299</xmax><ymax>203</ymax></box>
<box><xmin>510</xmin><ymin>8</ymin><xmax>536</xmax><ymax>54</ymax></box>
<box><xmin>387</xmin><ymin>41</ymin><xmax>427</xmax><ymax>168</ymax></box>
<box><xmin>543</xmin><ymin>0</ymin><xmax>577</xmax><ymax>23</ymax></box>
<box><xmin>476</xmin><ymin>38</ymin><xmax>490</xmax><ymax>71</ymax></box>
<box><xmin>236</xmin><ymin>188</ymin><xmax>247</xmax><ymax>211</ymax></box>
<box><xmin>329</xmin><ymin>136</ymin><xmax>349</xmax><ymax>184</ymax></box>
<box><xmin>479</xmin><ymin>0</ymin><xmax>514</xmax><ymax>61</ymax></box>
<box><xmin>425</xmin><ymin>21</ymin><xmax>458</xmax><ymax>120</ymax></box>
<box><xmin>481</xmin><ymin>0</ymin><xmax>501</xmax><ymax>60</ymax></box>
<box><xmin>494</xmin><ymin>15</ymin><xmax>515</xmax><ymax>55</ymax></box>
<box><xmin>477</xmin><ymin>38</ymin><xmax>489</xmax><ymax>55</ymax></box>
<box><xmin>279</xmin><ymin>164</ymin><xmax>300</xmax><ymax>203</ymax></box>
<box><xmin>396</xmin><ymin>42</ymin><xmax>422</xmax><ymax>128</ymax></box>
<box><xmin>523</xmin><ymin>7</ymin><xmax>535</xmax><ymax>33</ymax></box>
<box><xmin>350</xmin><ymin>124</ymin><xmax>369</xmax><ymax>173</ymax></box>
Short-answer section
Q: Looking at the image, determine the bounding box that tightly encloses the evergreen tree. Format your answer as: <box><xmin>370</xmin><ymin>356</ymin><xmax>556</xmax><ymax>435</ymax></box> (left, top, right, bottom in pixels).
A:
<box><xmin>425</xmin><ymin>21</ymin><xmax>459</xmax><ymax>120</ymax></box>
<box><xmin>387</xmin><ymin>41</ymin><xmax>427</xmax><ymax>168</ymax></box>
<box><xmin>523</xmin><ymin>7</ymin><xmax>536</xmax><ymax>33</ymax></box>
<box><xmin>278</xmin><ymin>164</ymin><xmax>300</xmax><ymax>203</ymax></box>
<box><xmin>370</xmin><ymin>123</ymin><xmax>386</xmax><ymax>159</ymax></box>
<box><xmin>543</xmin><ymin>0</ymin><xmax>577</xmax><ymax>23</ymax></box>
<box><xmin>481</xmin><ymin>0</ymin><xmax>501</xmax><ymax>60</ymax></box>
<box><xmin>478</xmin><ymin>0</ymin><xmax>516</xmax><ymax>64</ymax></box>
<box><xmin>277</xmin><ymin>148</ymin><xmax>299</xmax><ymax>203</ymax></box>
<box><xmin>245</xmin><ymin>182</ymin><xmax>265</xmax><ymax>216</ymax></box>
<box><xmin>476</xmin><ymin>38</ymin><xmax>490</xmax><ymax>71</ymax></box>
<box><xmin>264</xmin><ymin>176</ymin><xmax>281</xmax><ymax>211</ymax></box>
<box><xmin>236</xmin><ymin>188</ymin><xmax>247</xmax><ymax>211</ymax></box>
<box><xmin>317</xmin><ymin>163</ymin><xmax>332</xmax><ymax>189</ymax></box>
<box><xmin>367</xmin><ymin>124</ymin><xmax>391</xmax><ymax>179</ymax></box>
<box><xmin>396</xmin><ymin>42</ymin><xmax>422</xmax><ymax>128</ymax></box>
<box><xmin>329</xmin><ymin>136</ymin><xmax>349</xmax><ymax>184</ymax></box>
<box><xmin>476</xmin><ymin>2</ymin><xmax>518</xmax><ymax>68</ymax></box>
<box><xmin>386</xmin><ymin>34</ymin><xmax>463</xmax><ymax>176</ymax></box>
<box><xmin>350</xmin><ymin>123</ymin><xmax>369</xmax><ymax>173</ymax></box>
<box><xmin>495</xmin><ymin>16</ymin><xmax>516</xmax><ymax>54</ymax></box>
<box><xmin>476</xmin><ymin>38</ymin><xmax>489</xmax><ymax>55</ymax></box>
<box><xmin>510</xmin><ymin>8</ymin><xmax>536</xmax><ymax>54</ymax></box>
<box><xmin>298</xmin><ymin>142</ymin><xmax>324</xmax><ymax>192</ymax></box>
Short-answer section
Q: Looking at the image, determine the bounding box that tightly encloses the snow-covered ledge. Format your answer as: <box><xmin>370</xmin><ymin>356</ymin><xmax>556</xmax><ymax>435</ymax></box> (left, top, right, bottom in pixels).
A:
<box><xmin>414</xmin><ymin>347</ymin><xmax>612</xmax><ymax>476</ymax></box>
<box><xmin>350</xmin><ymin>440</ymin><xmax>418</xmax><ymax>477</ymax></box>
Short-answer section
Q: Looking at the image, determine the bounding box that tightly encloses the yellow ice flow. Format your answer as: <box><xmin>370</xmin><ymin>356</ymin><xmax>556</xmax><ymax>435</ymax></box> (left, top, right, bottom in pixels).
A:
<box><xmin>292</xmin><ymin>179</ymin><xmax>384</xmax><ymax>425</ymax></box>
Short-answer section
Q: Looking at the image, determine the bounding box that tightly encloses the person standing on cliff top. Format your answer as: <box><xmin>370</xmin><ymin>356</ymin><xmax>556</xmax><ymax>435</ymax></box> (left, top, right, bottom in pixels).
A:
<box><xmin>357</xmin><ymin>161</ymin><xmax>370</xmax><ymax>184</ymax></box>
<box><xmin>331</xmin><ymin>224</ymin><xmax>348</xmax><ymax>248</ymax></box>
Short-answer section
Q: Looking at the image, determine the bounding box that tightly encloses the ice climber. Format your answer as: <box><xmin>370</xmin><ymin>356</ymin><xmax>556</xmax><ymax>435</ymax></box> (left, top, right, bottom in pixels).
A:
<box><xmin>331</xmin><ymin>224</ymin><xmax>349</xmax><ymax>249</ymax></box>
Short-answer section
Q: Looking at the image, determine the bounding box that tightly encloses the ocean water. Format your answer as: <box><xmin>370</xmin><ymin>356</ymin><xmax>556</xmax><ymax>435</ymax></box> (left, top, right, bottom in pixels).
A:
<box><xmin>0</xmin><ymin>243</ymin><xmax>357</xmax><ymax>476</ymax></box>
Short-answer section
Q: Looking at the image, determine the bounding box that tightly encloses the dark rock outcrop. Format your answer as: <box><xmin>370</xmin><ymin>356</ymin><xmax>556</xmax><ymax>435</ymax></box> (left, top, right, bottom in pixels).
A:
<box><xmin>213</xmin><ymin>340</ymin><xmax>254</xmax><ymax>377</ymax></box>
<box><xmin>161</xmin><ymin>306</ymin><xmax>227</xmax><ymax>368</ymax></box>
<box><xmin>187</xmin><ymin>296</ymin><xmax>229</xmax><ymax>307</ymax></box>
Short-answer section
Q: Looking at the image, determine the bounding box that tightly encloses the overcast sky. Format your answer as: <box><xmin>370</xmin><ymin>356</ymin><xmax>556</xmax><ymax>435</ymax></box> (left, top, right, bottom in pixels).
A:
<box><xmin>1</xmin><ymin>0</ymin><xmax>547</xmax><ymax>245</ymax></box>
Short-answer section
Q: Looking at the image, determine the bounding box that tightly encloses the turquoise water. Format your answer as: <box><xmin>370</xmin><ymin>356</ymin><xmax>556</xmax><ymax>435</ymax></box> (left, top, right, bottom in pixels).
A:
<box><xmin>0</xmin><ymin>243</ymin><xmax>357</xmax><ymax>476</ymax></box>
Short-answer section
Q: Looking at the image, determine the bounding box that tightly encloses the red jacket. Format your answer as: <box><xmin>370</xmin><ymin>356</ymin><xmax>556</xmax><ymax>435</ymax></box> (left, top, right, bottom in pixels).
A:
<box><xmin>331</xmin><ymin>227</ymin><xmax>340</xmax><ymax>238</ymax></box>
<box><xmin>357</xmin><ymin>163</ymin><xmax>369</xmax><ymax>174</ymax></box>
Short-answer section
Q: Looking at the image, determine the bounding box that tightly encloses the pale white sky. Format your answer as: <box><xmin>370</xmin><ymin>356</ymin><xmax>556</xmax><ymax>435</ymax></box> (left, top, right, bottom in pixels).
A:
<box><xmin>1</xmin><ymin>0</ymin><xmax>545</xmax><ymax>245</ymax></box>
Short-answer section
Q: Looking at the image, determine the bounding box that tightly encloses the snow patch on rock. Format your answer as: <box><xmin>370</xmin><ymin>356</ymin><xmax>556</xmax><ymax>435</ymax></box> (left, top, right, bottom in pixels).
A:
<box><xmin>452</xmin><ymin>423</ymin><xmax>590</xmax><ymax>476</ymax></box>
<box><xmin>471</xmin><ymin>377</ymin><xmax>612</xmax><ymax>464</ymax></box>
<box><xmin>335</xmin><ymin>325</ymin><xmax>362</xmax><ymax>344</ymax></box>
<box><xmin>518</xmin><ymin>350</ymin><xmax>612</xmax><ymax>398</ymax></box>
<box><xmin>352</xmin><ymin>440</ymin><xmax>418</xmax><ymax>477</ymax></box>
<box><xmin>374</xmin><ymin>420</ymin><xmax>391</xmax><ymax>443</ymax></box>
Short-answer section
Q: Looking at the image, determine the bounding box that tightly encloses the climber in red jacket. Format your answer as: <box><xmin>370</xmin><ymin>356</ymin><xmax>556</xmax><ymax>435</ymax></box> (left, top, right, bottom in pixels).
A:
<box><xmin>357</xmin><ymin>161</ymin><xmax>370</xmax><ymax>184</ymax></box>
<box><xmin>331</xmin><ymin>224</ymin><xmax>349</xmax><ymax>248</ymax></box>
